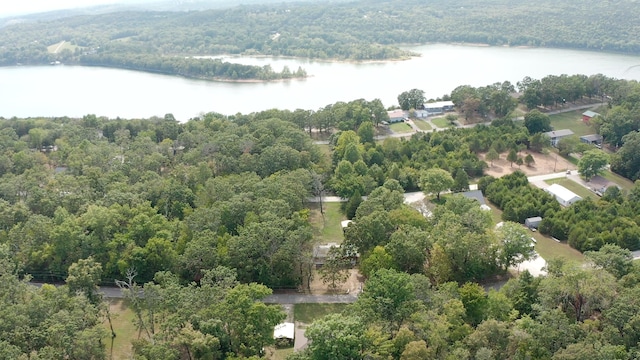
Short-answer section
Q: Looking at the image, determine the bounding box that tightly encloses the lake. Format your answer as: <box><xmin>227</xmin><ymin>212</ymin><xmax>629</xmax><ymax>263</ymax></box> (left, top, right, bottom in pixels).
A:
<box><xmin>2</xmin><ymin>44</ymin><xmax>640</xmax><ymax>121</ymax></box>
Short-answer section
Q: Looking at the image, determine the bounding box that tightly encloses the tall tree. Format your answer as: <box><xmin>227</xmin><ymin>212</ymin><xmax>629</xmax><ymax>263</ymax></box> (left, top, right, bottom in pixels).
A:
<box><xmin>419</xmin><ymin>168</ymin><xmax>454</xmax><ymax>201</ymax></box>
<box><xmin>524</xmin><ymin>110</ymin><xmax>552</xmax><ymax>134</ymax></box>
<box><xmin>397</xmin><ymin>89</ymin><xmax>426</xmax><ymax>111</ymax></box>
<box><xmin>578</xmin><ymin>150</ymin><xmax>608</xmax><ymax>181</ymax></box>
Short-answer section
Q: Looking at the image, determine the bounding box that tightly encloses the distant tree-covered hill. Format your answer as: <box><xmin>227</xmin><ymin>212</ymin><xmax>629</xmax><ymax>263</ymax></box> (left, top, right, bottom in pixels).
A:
<box><xmin>0</xmin><ymin>0</ymin><xmax>639</xmax><ymax>75</ymax></box>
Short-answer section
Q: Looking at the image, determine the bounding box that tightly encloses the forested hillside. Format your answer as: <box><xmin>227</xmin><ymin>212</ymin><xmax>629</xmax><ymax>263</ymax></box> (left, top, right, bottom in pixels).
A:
<box><xmin>1</xmin><ymin>0</ymin><xmax>639</xmax><ymax>75</ymax></box>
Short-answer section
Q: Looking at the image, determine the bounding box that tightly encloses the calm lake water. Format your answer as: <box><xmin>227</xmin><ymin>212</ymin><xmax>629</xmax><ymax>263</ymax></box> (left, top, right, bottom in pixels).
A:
<box><xmin>2</xmin><ymin>44</ymin><xmax>640</xmax><ymax>121</ymax></box>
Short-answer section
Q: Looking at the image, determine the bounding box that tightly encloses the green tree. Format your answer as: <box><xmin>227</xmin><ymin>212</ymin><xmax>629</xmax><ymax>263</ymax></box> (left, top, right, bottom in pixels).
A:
<box><xmin>496</xmin><ymin>221</ymin><xmax>536</xmax><ymax>271</ymax></box>
<box><xmin>507</xmin><ymin>148</ymin><xmax>518</xmax><ymax>167</ymax></box>
<box><xmin>357</xmin><ymin>121</ymin><xmax>375</xmax><ymax>144</ymax></box>
<box><xmin>524</xmin><ymin>153</ymin><xmax>535</xmax><ymax>167</ymax></box>
<box><xmin>305</xmin><ymin>314</ymin><xmax>368</xmax><ymax>360</ymax></box>
<box><xmin>611</xmin><ymin>131</ymin><xmax>640</xmax><ymax>181</ymax></box>
<box><xmin>66</xmin><ymin>256</ymin><xmax>103</xmax><ymax>304</ymax></box>
<box><xmin>453</xmin><ymin>168</ymin><xmax>470</xmax><ymax>192</ymax></box>
<box><xmin>485</xmin><ymin>148</ymin><xmax>499</xmax><ymax>167</ymax></box>
<box><xmin>584</xmin><ymin>244</ymin><xmax>633</xmax><ymax>279</ymax></box>
<box><xmin>360</xmin><ymin>245</ymin><xmax>395</xmax><ymax>277</ymax></box>
<box><xmin>578</xmin><ymin>150</ymin><xmax>608</xmax><ymax>181</ymax></box>
<box><xmin>524</xmin><ymin>110</ymin><xmax>552</xmax><ymax>134</ymax></box>
<box><xmin>398</xmin><ymin>89</ymin><xmax>426</xmax><ymax>111</ymax></box>
<box><xmin>319</xmin><ymin>246</ymin><xmax>351</xmax><ymax>293</ymax></box>
<box><xmin>419</xmin><ymin>168</ymin><xmax>454</xmax><ymax>201</ymax></box>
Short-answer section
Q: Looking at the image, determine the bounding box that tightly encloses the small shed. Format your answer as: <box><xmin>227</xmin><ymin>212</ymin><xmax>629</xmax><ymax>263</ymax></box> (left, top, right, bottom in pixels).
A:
<box><xmin>274</xmin><ymin>322</ymin><xmax>295</xmax><ymax>347</ymax></box>
<box><xmin>580</xmin><ymin>134</ymin><xmax>603</xmax><ymax>145</ymax></box>
<box><xmin>582</xmin><ymin>110</ymin><xmax>600</xmax><ymax>123</ymax></box>
<box><xmin>341</xmin><ymin>220</ymin><xmax>353</xmax><ymax>229</ymax></box>
<box><xmin>545</xmin><ymin>184</ymin><xmax>582</xmax><ymax>207</ymax></box>
<box><xmin>525</xmin><ymin>216</ymin><xmax>542</xmax><ymax>229</ymax></box>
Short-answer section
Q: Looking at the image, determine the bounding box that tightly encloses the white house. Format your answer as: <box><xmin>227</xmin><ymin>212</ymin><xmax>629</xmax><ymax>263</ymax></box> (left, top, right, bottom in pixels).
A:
<box><xmin>274</xmin><ymin>322</ymin><xmax>295</xmax><ymax>346</ymax></box>
<box><xmin>545</xmin><ymin>184</ymin><xmax>582</xmax><ymax>207</ymax></box>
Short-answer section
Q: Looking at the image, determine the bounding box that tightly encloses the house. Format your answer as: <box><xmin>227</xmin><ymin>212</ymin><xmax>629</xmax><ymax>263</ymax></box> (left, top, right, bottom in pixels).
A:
<box><xmin>387</xmin><ymin>110</ymin><xmax>408</xmax><ymax>123</ymax></box>
<box><xmin>580</xmin><ymin>134</ymin><xmax>603</xmax><ymax>146</ymax></box>
<box><xmin>525</xmin><ymin>216</ymin><xmax>542</xmax><ymax>229</ymax></box>
<box><xmin>544</xmin><ymin>129</ymin><xmax>574</xmax><ymax>147</ymax></box>
<box><xmin>313</xmin><ymin>243</ymin><xmax>340</xmax><ymax>268</ymax></box>
<box><xmin>274</xmin><ymin>322</ymin><xmax>295</xmax><ymax>347</ymax></box>
<box><xmin>544</xmin><ymin>184</ymin><xmax>582</xmax><ymax>207</ymax></box>
<box><xmin>423</xmin><ymin>101</ymin><xmax>455</xmax><ymax>115</ymax></box>
<box><xmin>461</xmin><ymin>190</ymin><xmax>491</xmax><ymax>211</ymax></box>
<box><xmin>582</xmin><ymin>110</ymin><xmax>600</xmax><ymax>123</ymax></box>
<box><xmin>586</xmin><ymin>175</ymin><xmax>618</xmax><ymax>196</ymax></box>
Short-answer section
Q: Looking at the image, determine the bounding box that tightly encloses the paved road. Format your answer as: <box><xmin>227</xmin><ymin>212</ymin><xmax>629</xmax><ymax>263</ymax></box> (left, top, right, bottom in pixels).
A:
<box><xmin>263</xmin><ymin>293</ymin><xmax>357</xmax><ymax>304</ymax></box>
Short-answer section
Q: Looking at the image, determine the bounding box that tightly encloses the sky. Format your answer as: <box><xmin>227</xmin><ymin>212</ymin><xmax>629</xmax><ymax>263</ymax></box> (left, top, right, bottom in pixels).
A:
<box><xmin>0</xmin><ymin>0</ymin><xmax>122</xmax><ymax>17</ymax></box>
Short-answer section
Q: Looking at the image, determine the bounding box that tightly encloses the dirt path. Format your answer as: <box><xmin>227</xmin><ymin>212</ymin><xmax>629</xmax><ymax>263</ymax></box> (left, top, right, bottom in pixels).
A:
<box><xmin>53</xmin><ymin>41</ymin><xmax>65</xmax><ymax>54</ymax></box>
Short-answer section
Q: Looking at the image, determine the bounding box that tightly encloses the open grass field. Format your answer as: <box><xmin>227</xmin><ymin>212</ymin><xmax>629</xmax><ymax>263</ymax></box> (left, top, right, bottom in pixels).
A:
<box><xmin>548</xmin><ymin>110</ymin><xmax>596</xmax><ymax>137</ymax></box>
<box><xmin>487</xmin><ymin>200</ymin><xmax>585</xmax><ymax>264</ymax></box>
<box><xmin>532</xmin><ymin>232</ymin><xmax>585</xmax><ymax>264</ymax></box>
<box><xmin>293</xmin><ymin>303</ymin><xmax>348</xmax><ymax>324</ymax></box>
<box><xmin>602</xmin><ymin>170</ymin><xmax>636</xmax><ymax>191</ymax></box>
<box><xmin>103</xmin><ymin>300</ymin><xmax>136</xmax><ymax>360</ymax></box>
<box><xmin>389</xmin><ymin>122</ymin><xmax>414</xmax><ymax>133</ymax></box>
<box><xmin>47</xmin><ymin>40</ymin><xmax>79</xmax><ymax>54</ymax></box>
<box><xmin>309</xmin><ymin>202</ymin><xmax>345</xmax><ymax>244</ymax></box>
<box><xmin>544</xmin><ymin>178</ymin><xmax>598</xmax><ymax>200</ymax></box>
<box><xmin>431</xmin><ymin>117</ymin><xmax>454</xmax><ymax>128</ymax></box>
<box><xmin>413</xmin><ymin>119</ymin><xmax>432</xmax><ymax>131</ymax></box>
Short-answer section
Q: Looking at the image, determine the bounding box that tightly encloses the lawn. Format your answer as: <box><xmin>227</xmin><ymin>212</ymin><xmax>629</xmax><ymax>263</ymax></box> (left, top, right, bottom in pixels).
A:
<box><xmin>544</xmin><ymin>178</ymin><xmax>598</xmax><ymax>200</ymax></box>
<box><xmin>103</xmin><ymin>300</ymin><xmax>137</xmax><ymax>360</ymax></box>
<box><xmin>431</xmin><ymin>117</ymin><xmax>454</xmax><ymax>128</ymax></box>
<box><xmin>389</xmin><ymin>122</ymin><xmax>414</xmax><ymax>133</ymax></box>
<box><xmin>293</xmin><ymin>303</ymin><xmax>348</xmax><ymax>324</ymax></box>
<box><xmin>602</xmin><ymin>170</ymin><xmax>636</xmax><ymax>191</ymax></box>
<box><xmin>46</xmin><ymin>41</ymin><xmax>79</xmax><ymax>54</ymax></box>
<box><xmin>309</xmin><ymin>202</ymin><xmax>345</xmax><ymax>244</ymax></box>
<box><xmin>548</xmin><ymin>110</ymin><xmax>596</xmax><ymax>137</ymax></box>
<box><xmin>413</xmin><ymin>119</ymin><xmax>432</xmax><ymax>131</ymax></box>
<box><xmin>487</xmin><ymin>200</ymin><xmax>585</xmax><ymax>264</ymax></box>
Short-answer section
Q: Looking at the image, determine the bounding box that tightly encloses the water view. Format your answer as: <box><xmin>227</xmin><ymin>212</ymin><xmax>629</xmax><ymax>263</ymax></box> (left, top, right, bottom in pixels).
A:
<box><xmin>2</xmin><ymin>44</ymin><xmax>640</xmax><ymax>121</ymax></box>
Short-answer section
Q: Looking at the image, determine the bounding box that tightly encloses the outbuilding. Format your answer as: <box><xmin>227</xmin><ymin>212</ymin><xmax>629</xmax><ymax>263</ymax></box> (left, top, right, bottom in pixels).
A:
<box><xmin>545</xmin><ymin>183</ymin><xmax>582</xmax><ymax>207</ymax></box>
<box><xmin>525</xmin><ymin>216</ymin><xmax>542</xmax><ymax>229</ymax></box>
<box><xmin>582</xmin><ymin>110</ymin><xmax>600</xmax><ymax>123</ymax></box>
<box><xmin>274</xmin><ymin>323</ymin><xmax>295</xmax><ymax>347</ymax></box>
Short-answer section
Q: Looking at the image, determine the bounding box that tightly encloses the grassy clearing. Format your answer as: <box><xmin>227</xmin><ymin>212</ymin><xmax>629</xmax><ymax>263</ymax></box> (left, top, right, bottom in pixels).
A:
<box><xmin>309</xmin><ymin>202</ymin><xmax>345</xmax><ymax>244</ymax></box>
<box><xmin>488</xmin><ymin>200</ymin><xmax>585</xmax><ymax>264</ymax></box>
<box><xmin>431</xmin><ymin>117</ymin><xmax>454</xmax><ymax>128</ymax></box>
<box><xmin>544</xmin><ymin>178</ymin><xmax>598</xmax><ymax>200</ymax></box>
<box><xmin>47</xmin><ymin>41</ymin><xmax>79</xmax><ymax>54</ymax></box>
<box><xmin>413</xmin><ymin>119</ymin><xmax>432</xmax><ymax>131</ymax></box>
<box><xmin>548</xmin><ymin>110</ymin><xmax>595</xmax><ymax>137</ymax></box>
<box><xmin>389</xmin><ymin>122</ymin><xmax>414</xmax><ymax>133</ymax></box>
<box><xmin>294</xmin><ymin>303</ymin><xmax>348</xmax><ymax>324</ymax></box>
<box><xmin>104</xmin><ymin>300</ymin><xmax>137</xmax><ymax>360</ymax></box>
<box><xmin>602</xmin><ymin>170</ymin><xmax>635</xmax><ymax>191</ymax></box>
<box><xmin>533</xmin><ymin>232</ymin><xmax>585</xmax><ymax>264</ymax></box>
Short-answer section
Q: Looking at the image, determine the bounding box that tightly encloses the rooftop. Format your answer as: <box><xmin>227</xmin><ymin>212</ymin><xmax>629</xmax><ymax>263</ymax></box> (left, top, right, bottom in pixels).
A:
<box><xmin>424</xmin><ymin>100</ymin><xmax>454</xmax><ymax>108</ymax></box>
<box><xmin>580</xmin><ymin>134</ymin><xmax>603</xmax><ymax>142</ymax></box>
<box><xmin>461</xmin><ymin>190</ymin><xmax>487</xmax><ymax>206</ymax></box>
<box><xmin>582</xmin><ymin>110</ymin><xmax>600</xmax><ymax>118</ymax></box>
<box><xmin>545</xmin><ymin>183</ymin><xmax>582</xmax><ymax>202</ymax></box>
<box><xmin>544</xmin><ymin>129</ymin><xmax>574</xmax><ymax>138</ymax></box>
<box><xmin>274</xmin><ymin>323</ymin><xmax>295</xmax><ymax>340</ymax></box>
